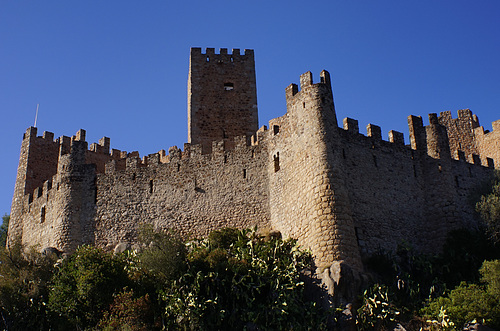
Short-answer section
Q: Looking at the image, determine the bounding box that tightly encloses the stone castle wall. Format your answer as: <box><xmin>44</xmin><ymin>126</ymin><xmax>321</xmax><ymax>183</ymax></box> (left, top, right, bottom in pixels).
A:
<box><xmin>8</xmin><ymin>49</ymin><xmax>500</xmax><ymax>284</ymax></box>
<box><xmin>93</xmin><ymin>138</ymin><xmax>270</xmax><ymax>249</ymax></box>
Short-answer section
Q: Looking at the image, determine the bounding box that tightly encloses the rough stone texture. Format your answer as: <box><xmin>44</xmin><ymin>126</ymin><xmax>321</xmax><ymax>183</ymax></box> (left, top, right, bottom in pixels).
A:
<box><xmin>8</xmin><ymin>47</ymin><xmax>500</xmax><ymax>300</ymax></box>
<box><xmin>188</xmin><ymin>48</ymin><xmax>258</xmax><ymax>153</ymax></box>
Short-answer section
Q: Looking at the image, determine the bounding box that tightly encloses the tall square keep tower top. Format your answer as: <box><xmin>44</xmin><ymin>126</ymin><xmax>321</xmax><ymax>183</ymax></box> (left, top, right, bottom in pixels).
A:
<box><xmin>187</xmin><ymin>47</ymin><xmax>258</xmax><ymax>152</ymax></box>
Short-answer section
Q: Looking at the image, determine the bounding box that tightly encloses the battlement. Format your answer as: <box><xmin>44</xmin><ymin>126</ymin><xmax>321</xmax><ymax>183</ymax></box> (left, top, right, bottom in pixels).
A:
<box><xmin>190</xmin><ymin>47</ymin><xmax>254</xmax><ymax>61</ymax></box>
<box><xmin>102</xmin><ymin>134</ymin><xmax>261</xmax><ymax>176</ymax></box>
<box><xmin>285</xmin><ymin>70</ymin><xmax>332</xmax><ymax>100</ymax></box>
<box><xmin>342</xmin><ymin>117</ymin><xmax>405</xmax><ymax>146</ymax></box>
<box><xmin>25</xmin><ymin>175</ymin><xmax>58</xmax><ymax>208</ymax></box>
<box><xmin>438</xmin><ymin>109</ymin><xmax>479</xmax><ymax>124</ymax></box>
<box><xmin>474</xmin><ymin>119</ymin><xmax>500</xmax><ymax>137</ymax></box>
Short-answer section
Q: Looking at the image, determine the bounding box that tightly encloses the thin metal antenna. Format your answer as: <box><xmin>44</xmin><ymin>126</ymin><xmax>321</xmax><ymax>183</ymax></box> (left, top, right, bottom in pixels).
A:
<box><xmin>34</xmin><ymin>104</ymin><xmax>39</xmax><ymax>127</ymax></box>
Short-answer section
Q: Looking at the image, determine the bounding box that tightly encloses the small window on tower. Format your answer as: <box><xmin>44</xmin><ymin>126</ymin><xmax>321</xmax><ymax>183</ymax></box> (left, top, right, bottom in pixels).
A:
<box><xmin>41</xmin><ymin>206</ymin><xmax>46</xmax><ymax>223</ymax></box>
<box><xmin>224</xmin><ymin>83</ymin><xmax>234</xmax><ymax>91</ymax></box>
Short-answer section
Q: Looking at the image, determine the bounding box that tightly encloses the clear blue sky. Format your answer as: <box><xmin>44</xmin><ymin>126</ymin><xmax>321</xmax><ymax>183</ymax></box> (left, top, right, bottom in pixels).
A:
<box><xmin>1</xmin><ymin>1</ymin><xmax>499</xmax><ymax>217</ymax></box>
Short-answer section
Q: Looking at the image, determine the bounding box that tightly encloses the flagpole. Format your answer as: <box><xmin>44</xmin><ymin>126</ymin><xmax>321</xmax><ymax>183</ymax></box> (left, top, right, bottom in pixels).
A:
<box><xmin>34</xmin><ymin>104</ymin><xmax>39</xmax><ymax>127</ymax></box>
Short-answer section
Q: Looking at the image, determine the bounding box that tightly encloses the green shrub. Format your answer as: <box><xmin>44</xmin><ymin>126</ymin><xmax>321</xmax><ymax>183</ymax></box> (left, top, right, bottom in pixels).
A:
<box><xmin>137</xmin><ymin>225</ymin><xmax>186</xmax><ymax>286</ymax></box>
<box><xmin>162</xmin><ymin>228</ymin><xmax>325</xmax><ymax>330</ymax></box>
<box><xmin>476</xmin><ymin>170</ymin><xmax>500</xmax><ymax>243</ymax></box>
<box><xmin>481</xmin><ymin>259</ymin><xmax>500</xmax><ymax>298</ymax></box>
<box><xmin>356</xmin><ymin>284</ymin><xmax>401</xmax><ymax>330</ymax></box>
<box><xmin>0</xmin><ymin>243</ymin><xmax>55</xmax><ymax>330</ymax></box>
<box><xmin>422</xmin><ymin>260</ymin><xmax>500</xmax><ymax>329</ymax></box>
<box><xmin>48</xmin><ymin>245</ymin><xmax>131</xmax><ymax>330</ymax></box>
<box><xmin>98</xmin><ymin>290</ymin><xmax>159</xmax><ymax>331</ymax></box>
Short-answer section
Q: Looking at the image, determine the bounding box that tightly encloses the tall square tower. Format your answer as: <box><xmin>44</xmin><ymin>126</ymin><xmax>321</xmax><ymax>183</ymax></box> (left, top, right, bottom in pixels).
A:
<box><xmin>188</xmin><ymin>47</ymin><xmax>258</xmax><ymax>152</ymax></box>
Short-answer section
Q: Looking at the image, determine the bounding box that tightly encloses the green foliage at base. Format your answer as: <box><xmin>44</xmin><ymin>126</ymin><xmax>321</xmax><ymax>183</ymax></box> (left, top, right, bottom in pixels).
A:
<box><xmin>137</xmin><ymin>225</ymin><xmax>186</xmax><ymax>287</ymax></box>
<box><xmin>356</xmin><ymin>284</ymin><xmax>401</xmax><ymax>330</ymax></box>
<box><xmin>48</xmin><ymin>245</ymin><xmax>131</xmax><ymax>329</ymax></box>
<box><xmin>0</xmin><ymin>214</ymin><xmax>9</xmax><ymax>247</ymax></box>
<box><xmin>476</xmin><ymin>170</ymin><xmax>500</xmax><ymax>243</ymax></box>
<box><xmin>0</xmin><ymin>242</ymin><xmax>55</xmax><ymax>330</ymax></box>
<box><xmin>421</xmin><ymin>260</ymin><xmax>500</xmax><ymax>329</ymax></box>
<box><xmin>98</xmin><ymin>290</ymin><xmax>158</xmax><ymax>331</ymax></box>
<box><xmin>362</xmin><ymin>228</ymin><xmax>500</xmax><ymax>329</ymax></box>
<box><xmin>162</xmin><ymin>227</ymin><xmax>326</xmax><ymax>330</ymax></box>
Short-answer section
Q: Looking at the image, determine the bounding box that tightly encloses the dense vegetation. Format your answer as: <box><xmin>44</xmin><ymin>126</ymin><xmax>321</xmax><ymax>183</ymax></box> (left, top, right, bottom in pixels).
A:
<box><xmin>0</xmin><ymin>214</ymin><xmax>9</xmax><ymax>247</ymax></box>
<box><xmin>0</xmin><ymin>226</ymin><xmax>326</xmax><ymax>330</ymax></box>
<box><xmin>1</xmin><ymin>171</ymin><xmax>499</xmax><ymax>330</ymax></box>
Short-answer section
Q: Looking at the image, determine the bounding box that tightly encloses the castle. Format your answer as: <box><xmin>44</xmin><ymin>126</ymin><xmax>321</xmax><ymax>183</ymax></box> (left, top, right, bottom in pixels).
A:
<box><xmin>8</xmin><ymin>48</ymin><xmax>500</xmax><ymax>296</ymax></box>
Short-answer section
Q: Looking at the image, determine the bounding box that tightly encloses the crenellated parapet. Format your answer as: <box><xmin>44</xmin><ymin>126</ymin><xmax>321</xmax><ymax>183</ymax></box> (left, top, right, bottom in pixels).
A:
<box><xmin>285</xmin><ymin>71</ymin><xmax>335</xmax><ymax>119</ymax></box>
<box><xmin>190</xmin><ymin>47</ymin><xmax>255</xmax><ymax>63</ymax></box>
<box><xmin>404</xmin><ymin>110</ymin><xmax>499</xmax><ymax>169</ymax></box>
<box><xmin>102</xmin><ymin>133</ymin><xmax>264</xmax><ymax>177</ymax></box>
<box><xmin>341</xmin><ymin>117</ymin><xmax>405</xmax><ymax>148</ymax></box>
<box><xmin>473</xmin><ymin>119</ymin><xmax>500</xmax><ymax>169</ymax></box>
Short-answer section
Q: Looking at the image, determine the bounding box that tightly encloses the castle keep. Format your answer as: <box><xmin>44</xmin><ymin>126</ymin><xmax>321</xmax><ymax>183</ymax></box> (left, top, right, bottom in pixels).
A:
<box><xmin>8</xmin><ymin>48</ymin><xmax>500</xmax><ymax>286</ymax></box>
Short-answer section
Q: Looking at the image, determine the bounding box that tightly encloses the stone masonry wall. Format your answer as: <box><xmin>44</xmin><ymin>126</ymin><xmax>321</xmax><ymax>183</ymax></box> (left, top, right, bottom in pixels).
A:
<box><xmin>93</xmin><ymin>138</ymin><xmax>270</xmax><ymax>249</ymax></box>
<box><xmin>9</xmin><ymin>127</ymin><xmax>60</xmax><ymax>242</ymax></box>
<box><xmin>188</xmin><ymin>48</ymin><xmax>258</xmax><ymax>152</ymax></box>
<box><xmin>266</xmin><ymin>71</ymin><xmax>362</xmax><ymax>271</ymax></box>
<box><xmin>475</xmin><ymin>120</ymin><xmax>500</xmax><ymax>168</ymax></box>
<box><xmin>337</xmin><ymin>115</ymin><xmax>494</xmax><ymax>256</ymax></box>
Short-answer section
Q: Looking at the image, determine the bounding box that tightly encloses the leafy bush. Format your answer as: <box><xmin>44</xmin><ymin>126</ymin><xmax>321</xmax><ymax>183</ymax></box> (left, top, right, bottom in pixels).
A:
<box><xmin>365</xmin><ymin>228</ymin><xmax>500</xmax><ymax>316</ymax></box>
<box><xmin>421</xmin><ymin>260</ymin><xmax>500</xmax><ymax>329</ymax></box>
<box><xmin>476</xmin><ymin>170</ymin><xmax>500</xmax><ymax>243</ymax></box>
<box><xmin>98</xmin><ymin>290</ymin><xmax>159</xmax><ymax>331</ymax></box>
<box><xmin>0</xmin><ymin>214</ymin><xmax>9</xmax><ymax>247</ymax></box>
<box><xmin>356</xmin><ymin>284</ymin><xmax>401</xmax><ymax>330</ymax></box>
<box><xmin>162</xmin><ymin>227</ymin><xmax>326</xmax><ymax>330</ymax></box>
<box><xmin>48</xmin><ymin>245</ymin><xmax>131</xmax><ymax>329</ymax></box>
<box><xmin>137</xmin><ymin>224</ymin><xmax>186</xmax><ymax>286</ymax></box>
<box><xmin>0</xmin><ymin>242</ymin><xmax>55</xmax><ymax>330</ymax></box>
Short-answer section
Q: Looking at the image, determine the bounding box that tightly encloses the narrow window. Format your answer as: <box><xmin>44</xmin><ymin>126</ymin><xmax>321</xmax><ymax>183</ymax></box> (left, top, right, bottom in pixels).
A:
<box><xmin>94</xmin><ymin>179</ymin><xmax>98</xmax><ymax>204</ymax></box>
<box><xmin>206</xmin><ymin>56</ymin><xmax>210</xmax><ymax>62</ymax></box>
<box><xmin>149</xmin><ymin>180</ymin><xmax>154</xmax><ymax>193</ymax></box>
<box><xmin>274</xmin><ymin>152</ymin><xmax>280</xmax><ymax>172</ymax></box>
<box><xmin>224</xmin><ymin>83</ymin><xmax>234</xmax><ymax>91</ymax></box>
<box><xmin>302</xmin><ymin>102</ymin><xmax>306</xmax><ymax>108</ymax></box>
<box><xmin>251</xmin><ymin>150</ymin><xmax>255</xmax><ymax>158</ymax></box>
<box><xmin>342</xmin><ymin>149</ymin><xmax>346</xmax><ymax>159</ymax></box>
<box><xmin>177</xmin><ymin>163</ymin><xmax>181</xmax><ymax>172</ymax></box>
<box><xmin>273</xmin><ymin>125</ymin><xmax>279</xmax><ymax>135</ymax></box>
<box><xmin>37</xmin><ymin>187</ymin><xmax>43</xmax><ymax>198</ymax></box>
<box><xmin>438</xmin><ymin>164</ymin><xmax>442</xmax><ymax>173</ymax></box>
<box><xmin>224</xmin><ymin>155</ymin><xmax>227</xmax><ymax>163</ymax></box>
<box><xmin>243</xmin><ymin>169</ymin><xmax>247</xmax><ymax>179</ymax></box>
<box><xmin>41</xmin><ymin>206</ymin><xmax>46</xmax><ymax>223</ymax></box>
<box><xmin>373</xmin><ymin>155</ymin><xmax>378</xmax><ymax>168</ymax></box>
<box><xmin>230</xmin><ymin>57</ymin><xmax>233</xmax><ymax>63</ymax></box>
<box><xmin>132</xmin><ymin>173</ymin><xmax>136</xmax><ymax>180</ymax></box>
